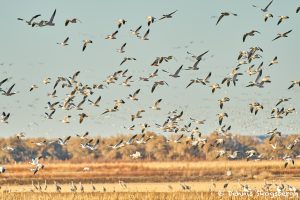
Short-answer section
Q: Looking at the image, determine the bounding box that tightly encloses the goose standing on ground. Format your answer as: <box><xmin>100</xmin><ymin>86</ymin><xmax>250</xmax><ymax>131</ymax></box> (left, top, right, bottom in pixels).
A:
<box><xmin>216</xmin><ymin>12</ymin><xmax>237</xmax><ymax>25</ymax></box>
<box><xmin>159</xmin><ymin>10</ymin><xmax>178</xmax><ymax>20</ymax></box>
<box><xmin>82</xmin><ymin>39</ymin><xmax>92</xmax><ymax>51</ymax></box>
<box><xmin>17</xmin><ymin>14</ymin><xmax>41</xmax><ymax>25</ymax></box>
<box><xmin>57</xmin><ymin>37</ymin><xmax>69</xmax><ymax>46</ymax></box>
<box><xmin>272</xmin><ymin>30</ymin><xmax>292</xmax><ymax>41</ymax></box>
<box><xmin>65</xmin><ymin>18</ymin><xmax>81</xmax><ymax>26</ymax></box>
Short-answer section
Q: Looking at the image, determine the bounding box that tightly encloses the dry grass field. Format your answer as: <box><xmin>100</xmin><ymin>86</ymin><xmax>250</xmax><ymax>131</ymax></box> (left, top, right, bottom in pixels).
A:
<box><xmin>1</xmin><ymin>160</ymin><xmax>299</xmax><ymax>184</ymax></box>
<box><xmin>0</xmin><ymin>161</ymin><xmax>299</xmax><ymax>199</ymax></box>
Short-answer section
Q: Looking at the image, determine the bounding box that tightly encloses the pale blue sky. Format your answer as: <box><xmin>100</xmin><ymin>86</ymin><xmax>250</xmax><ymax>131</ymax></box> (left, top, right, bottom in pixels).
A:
<box><xmin>0</xmin><ymin>0</ymin><xmax>299</xmax><ymax>138</ymax></box>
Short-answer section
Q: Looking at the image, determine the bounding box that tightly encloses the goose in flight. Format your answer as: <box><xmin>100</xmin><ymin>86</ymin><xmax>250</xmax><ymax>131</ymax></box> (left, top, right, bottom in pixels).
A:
<box><xmin>131</xmin><ymin>109</ymin><xmax>145</xmax><ymax>121</ymax></box>
<box><xmin>272</xmin><ymin>30</ymin><xmax>292</xmax><ymax>41</ymax></box>
<box><xmin>127</xmin><ymin>89</ymin><xmax>140</xmax><ymax>101</ymax></box>
<box><xmin>43</xmin><ymin>78</ymin><xmax>51</xmax><ymax>85</ymax></box>
<box><xmin>275</xmin><ymin>98</ymin><xmax>291</xmax><ymax>106</ymax></box>
<box><xmin>62</xmin><ymin>115</ymin><xmax>71</xmax><ymax>123</ymax></box>
<box><xmin>0</xmin><ymin>166</ymin><xmax>5</xmax><ymax>174</ymax></box>
<box><xmin>0</xmin><ymin>78</ymin><xmax>8</xmax><ymax>88</ymax></box>
<box><xmin>151</xmin><ymin>81</ymin><xmax>168</xmax><ymax>93</ymax></box>
<box><xmin>130</xmin><ymin>25</ymin><xmax>142</xmax><ymax>36</ymax></box>
<box><xmin>210</xmin><ymin>83</ymin><xmax>221</xmax><ymax>93</ymax></box>
<box><xmin>159</xmin><ymin>10</ymin><xmax>178</xmax><ymax>20</ymax></box>
<box><xmin>126</xmin><ymin>134</ymin><xmax>138</xmax><ymax>145</ymax></box>
<box><xmin>217</xmin><ymin>112</ymin><xmax>228</xmax><ymax>125</ymax></box>
<box><xmin>137</xmin><ymin>29</ymin><xmax>150</xmax><ymax>40</ymax></box>
<box><xmin>249</xmin><ymin>102</ymin><xmax>264</xmax><ymax>115</ymax></box>
<box><xmin>1</xmin><ymin>83</ymin><xmax>17</xmax><ymax>96</ymax></box>
<box><xmin>216</xmin><ymin>150</ymin><xmax>226</xmax><ymax>159</ymax></box>
<box><xmin>186</xmin><ymin>72</ymin><xmax>212</xmax><ymax>88</ymax></box>
<box><xmin>243</xmin><ymin>30</ymin><xmax>260</xmax><ymax>42</ymax></box>
<box><xmin>57</xmin><ymin>37</ymin><xmax>69</xmax><ymax>46</ymax></box>
<box><xmin>186</xmin><ymin>50</ymin><xmax>209</xmax><ymax>70</ymax></box>
<box><xmin>117</xmin><ymin>19</ymin><xmax>127</xmax><ymax>28</ymax></box>
<box><xmin>17</xmin><ymin>14</ymin><xmax>41</xmax><ymax>25</ymax></box>
<box><xmin>267</xmin><ymin>128</ymin><xmax>281</xmax><ymax>142</ymax></box>
<box><xmin>121</xmin><ymin>76</ymin><xmax>133</xmax><ymax>87</ymax></box>
<box><xmin>117</xmin><ymin>43</ymin><xmax>126</xmax><ymax>53</ymax></box>
<box><xmin>120</xmin><ymin>57</ymin><xmax>136</xmax><ymax>66</ymax></box>
<box><xmin>228</xmin><ymin>151</ymin><xmax>239</xmax><ymax>159</ymax></box>
<box><xmin>88</xmin><ymin>95</ymin><xmax>101</xmax><ymax>106</ymax></box>
<box><xmin>147</xmin><ymin>16</ymin><xmax>156</xmax><ymax>26</ymax></box>
<box><xmin>31</xmin><ymin>163</ymin><xmax>44</xmax><ymax>175</ymax></box>
<box><xmin>190</xmin><ymin>117</ymin><xmax>206</xmax><ymax>125</ymax></box>
<box><xmin>30</xmin><ymin>84</ymin><xmax>38</xmax><ymax>91</ymax></box>
<box><xmin>16</xmin><ymin>132</ymin><xmax>25</xmax><ymax>139</ymax></box>
<box><xmin>218</xmin><ymin>97</ymin><xmax>230</xmax><ymax>109</ymax></box>
<box><xmin>283</xmin><ymin>155</ymin><xmax>294</xmax><ymax>168</ymax></box>
<box><xmin>277</xmin><ymin>16</ymin><xmax>289</xmax><ymax>25</ymax></box>
<box><xmin>163</xmin><ymin>65</ymin><xmax>183</xmax><ymax>78</ymax></box>
<box><xmin>31</xmin><ymin>140</ymin><xmax>47</xmax><ymax>146</ymax></box>
<box><xmin>82</xmin><ymin>39</ymin><xmax>92</xmax><ymax>51</ymax></box>
<box><xmin>264</xmin><ymin>13</ymin><xmax>273</xmax><ymax>22</ymax></box>
<box><xmin>58</xmin><ymin>136</ymin><xmax>71</xmax><ymax>146</ymax></box>
<box><xmin>149</xmin><ymin>69</ymin><xmax>159</xmax><ymax>78</ymax></box>
<box><xmin>65</xmin><ymin>18</ymin><xmax>81</xmax><ymax>26</ymax></box>
<box><xmin>216</xmin><ymin>12</ymin><xmax>237</xmax><ymax>25</ymax></box>
<box><xmin>109</xmin><ymin>139</ymin><xmax>125</xmax><ymax>149</ymax></box>
<box><xmin>79</xmin><ymin>113</ymin><xmax>88</xmax><ymax>124</ymax></box>
<box><xmin>0</xmin><ymin>112</ymin><xmax>10</xmax><ymax>124</ymax></box>
<box><xmin>45</xmin><ymin>9</ymin><xmax>56</xmax><ymax>26</ymax></box>
<box><xmin>150</xmin><ymin>99</ymin><xmax>162</xmax><ymax>110</ymax></box>
<box><xmin>45</xmin><ymin>110</ymin><xmax>55</xmax><ymax>119</ymax></box>
<box><xmin>246</xmin><ymin>150</ymin><xmax>257</xmax><ymax>161</ymax></box>
<box><xmin>105</xmin><ymin>30</ymin><xmax>118</xmax><ymax>39</ymax></box>
<box><xmin>288</xmin><ymin>80</ymin><xmax>300</xmax><ymax>89</ymax></box>
<box><xmin>297</xmin><ymin>6</ymin><xmax>300</xmax><ymax>13</ymax></box>
<box><xmin>76</xmin><ymin>132</ymin><xmax>89</xmax><ymax>140</ymax></box>
<box><xmin>260</xmin><ymin>0</ymin><xmax>273</xmax><ymax>12</ymax></box>
<box><xmin>269</xmin><ymin>56</ymin><xmax>278</xmax><ymax>66</ymax></box>
<box><xmin>46</xmin><ymin>101</ymin><xmax>59</xmax><ymax>110</ymax></box>
<box><xmin>101</xmin><ymin>106</ymin><xmax>119</xmax><ymax>115</ymax></box>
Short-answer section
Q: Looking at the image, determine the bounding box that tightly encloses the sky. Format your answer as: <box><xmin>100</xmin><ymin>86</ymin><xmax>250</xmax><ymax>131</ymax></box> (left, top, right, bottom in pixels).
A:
<box><xmin>0</xmin><ymin>0</ymin><xmax>299</xmax><ymax>138</ymax></box>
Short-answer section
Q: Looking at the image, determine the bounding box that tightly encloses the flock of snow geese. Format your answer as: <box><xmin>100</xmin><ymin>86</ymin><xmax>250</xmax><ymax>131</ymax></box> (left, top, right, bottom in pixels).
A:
<box><xmin>0</xmin><ymin>1</ymin><xmax>300</xmax><ymax>179</ymax></box>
